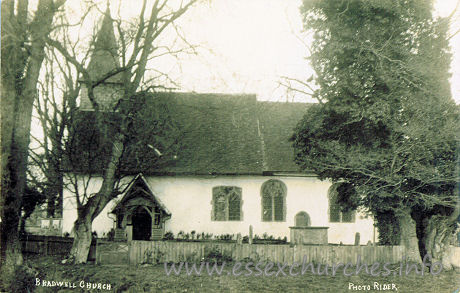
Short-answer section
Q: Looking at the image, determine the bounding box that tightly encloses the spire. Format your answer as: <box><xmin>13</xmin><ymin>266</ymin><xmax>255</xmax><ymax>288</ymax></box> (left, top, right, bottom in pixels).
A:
<box><xmin>86</xmin><ymin>4</ymin><xmax>122</xmax><ymax>83</ymax></box>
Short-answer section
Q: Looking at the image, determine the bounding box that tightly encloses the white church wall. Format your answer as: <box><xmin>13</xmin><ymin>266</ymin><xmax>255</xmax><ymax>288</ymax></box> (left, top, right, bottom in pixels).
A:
<box><xmin>62</xmin><ymin>174</ymin><xmax>376</xmax><ymax>245</ymax></box>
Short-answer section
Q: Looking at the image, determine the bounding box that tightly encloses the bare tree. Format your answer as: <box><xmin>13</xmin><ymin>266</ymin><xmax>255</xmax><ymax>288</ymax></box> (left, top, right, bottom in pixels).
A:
<box><xmin>0</xmin><ymin>0</ymin><xmax>65</xmax><ymax>284</ymax></box>
<box><xmin>43</xmin><ymin>0</ymin><xmax>198</xmax><ymax>263</ymax></box>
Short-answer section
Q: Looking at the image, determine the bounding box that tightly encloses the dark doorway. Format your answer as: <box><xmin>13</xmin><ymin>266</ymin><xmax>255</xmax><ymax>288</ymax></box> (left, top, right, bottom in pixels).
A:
<box><xmin>132</xmin><ymin>207</ymin><xmax>152</xmax><ymax>240</ymax></box>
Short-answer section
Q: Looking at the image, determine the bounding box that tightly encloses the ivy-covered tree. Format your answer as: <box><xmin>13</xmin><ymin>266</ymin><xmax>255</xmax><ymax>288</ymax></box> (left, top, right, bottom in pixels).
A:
<box><xmin>293</xmin><ymin>0</ymin><xmax>459</xmax><ymax>266</ymax></box>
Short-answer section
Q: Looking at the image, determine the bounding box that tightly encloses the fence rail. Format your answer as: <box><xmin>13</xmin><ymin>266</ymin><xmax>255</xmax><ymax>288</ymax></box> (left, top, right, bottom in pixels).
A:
<box><xmin>128</xmin><ymin>241</ymin><xmax>406</xmax><ymax>265</ymax></box>
<box><xmin>21</xmin><ymin>235</ymin><xmax>97</xmax><ymax>261</ymax></box>
<box><xmin>21</xmin><ymin>237</ymin><xmax>460</xmax><ymax>267</ymax></box>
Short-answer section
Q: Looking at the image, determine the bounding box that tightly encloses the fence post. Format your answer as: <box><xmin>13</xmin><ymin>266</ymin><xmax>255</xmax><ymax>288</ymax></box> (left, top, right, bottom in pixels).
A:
<box><xmin>249</xmin><ymin>225</ymin><xmax>253</xmax><ymax>245</ymax></box>
<box><xmin>44</xmin><ymin>236</ymin><xmax>48</xmax><ymax>256</ymax></box>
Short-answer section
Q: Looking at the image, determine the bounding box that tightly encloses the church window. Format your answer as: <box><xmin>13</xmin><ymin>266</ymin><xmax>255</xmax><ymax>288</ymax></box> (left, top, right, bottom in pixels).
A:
<box><xmin>261</xmin><ymin>179</ymin><xmax>286</xmax><ymax>222</ymax></box>
<box><xmin>212</xmin><ymin>186</ymin><xmax>242</xmax><ymax>221</ymax></box>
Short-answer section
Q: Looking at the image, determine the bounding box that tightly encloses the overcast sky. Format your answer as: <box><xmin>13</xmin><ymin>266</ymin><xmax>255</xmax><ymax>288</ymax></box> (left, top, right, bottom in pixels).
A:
<box><xmin>65</xmin><ymin>0</ymin><xmax>460</xmax><ymax>104</ymax></box>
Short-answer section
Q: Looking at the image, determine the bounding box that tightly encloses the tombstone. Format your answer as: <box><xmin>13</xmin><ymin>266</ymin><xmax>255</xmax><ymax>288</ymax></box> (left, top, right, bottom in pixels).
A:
<box><xmin>249</xmin><ymin>225</ymin><xmax>253</xmax><ymax>245</ymax></box>
<box><xmin>367</xmin><ymin>240</ymin><xmax>372</xmax><ymax>246</ymax></box>
<box><xmin>354</xmin><ymin>232</ymin><xmax>361</xmax><ymax>246</ymax></box>
<box><xmin>237</xmin><ymin>233</ymin><xmax>242</xmax><ymax>245</ymax></box>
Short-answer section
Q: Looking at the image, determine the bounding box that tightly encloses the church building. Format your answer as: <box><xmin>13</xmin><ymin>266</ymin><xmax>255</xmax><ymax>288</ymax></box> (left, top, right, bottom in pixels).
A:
<box><xmin>60</xmin><ymin>7</ymin><xmax>376</xmax><ymax>245</ymax></box>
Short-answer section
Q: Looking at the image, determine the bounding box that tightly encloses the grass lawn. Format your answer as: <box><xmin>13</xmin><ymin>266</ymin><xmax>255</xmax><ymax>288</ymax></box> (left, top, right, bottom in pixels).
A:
<box><xmin>24</xmin><ymin>254</ymin><xmax>459</xmax><ymax>293</ymax></box>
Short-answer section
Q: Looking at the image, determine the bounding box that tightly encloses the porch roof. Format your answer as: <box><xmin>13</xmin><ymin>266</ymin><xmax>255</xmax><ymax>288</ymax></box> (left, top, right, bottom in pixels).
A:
<box><xmin>111</xmin><ymin>173</ymin><xmax>171</xmax><ymax>216</ymax></box>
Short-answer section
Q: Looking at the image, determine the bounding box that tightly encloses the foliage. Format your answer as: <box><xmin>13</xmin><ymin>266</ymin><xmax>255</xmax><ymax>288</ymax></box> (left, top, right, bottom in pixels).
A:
<box><xmin>24</xmin><ymin>254</ymin><xmax>460</xmax><ymax>292</ymax></box>
<box><xmin>106</xmin><ymin>228</ymin><xmax>115</xmax><ymax>241</ymax></box>
<box><xmin>19</xmin><ymin>186</ymin><xmax>46</xmax><ymax>236</ymax></box>
<box><xmin>375</xmin><ymin>211</ymin><xmax>400</xmax><ymax>245</ymax></box>
<box><xmin>203</xmin><ymin>246</ymin><xmax>233</xmax><ymax>264</ymax></box>
<box><xmin>162</xmin><ymin>231</ymin><xmax>174</xmax><ymax>240</ymax></box>
<box><xmin>294</xmin><ymin>0</ymin><xmax>459</xmax><ymax>257</ymax></box>
<box><xmin>217</xmin><ymin>234</ymin><xmax>234</xmax><ymax>241</ymax></box>
<box><xmin>6</xmin><ymin>265</ymin><xmax>36</xmax><ymax>293</ymax></box>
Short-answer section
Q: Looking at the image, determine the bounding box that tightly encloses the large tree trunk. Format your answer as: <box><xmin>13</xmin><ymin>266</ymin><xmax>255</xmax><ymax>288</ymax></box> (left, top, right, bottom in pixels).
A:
<box><xmin>69</xmin><ymin>133</ymin><xmax>124</xmax><ymax>263</ymax></box>
<box><xmin>70</xmin><ymin>214</ymin><xmax>93</xmax><ymax>263</ymax></box>
<box><xmin>398</xmin><ymin>208</ymin><xmax>422</xmax><ymax>263</ymax></box>
<box><xmin>1</xmin><ymin>2</ymin><xmax>64</xmax><ymax>285</ymax></box>
<box><xmin>423</xmin><ymin>214</ymin><xmax>458</xmax><ymax>270</ymax></box>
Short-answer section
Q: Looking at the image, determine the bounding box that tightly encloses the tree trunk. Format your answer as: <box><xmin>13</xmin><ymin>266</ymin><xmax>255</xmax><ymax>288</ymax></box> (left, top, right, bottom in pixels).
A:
<box><xmin>398</xmin><ymin>208</ymin><xmax>422</xmax><ymax>263</ymax></box>
<box><xmin>69</xmin><ymin>133</ymin><xmax>124</xmax><ymax>263</ymax></box>
<box><xmin>70</xmin><ymin>215</ymin><xmax>93</xmax><ymax>263</ymax></box>
<box><xmin>1</xmin><ymin>1</ymin><xmax>64</xmax><ymax>284</ymax></box>
<box><xmin>423</xmin><ymin>215</ymin><xmax>458</xmax><ymax>270</ymax></box>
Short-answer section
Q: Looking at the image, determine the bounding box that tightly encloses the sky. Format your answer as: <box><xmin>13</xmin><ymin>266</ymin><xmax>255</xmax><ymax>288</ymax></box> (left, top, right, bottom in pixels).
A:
<box><xmin>63</xmin><ymin>0</ymin><xmax>460</xmax><ymax>104</ymax></box>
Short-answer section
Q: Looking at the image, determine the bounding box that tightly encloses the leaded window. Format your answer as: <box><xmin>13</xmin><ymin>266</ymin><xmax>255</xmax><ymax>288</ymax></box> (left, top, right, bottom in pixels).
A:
<box><xmin>261</xmin><ymin>179</ymin><xmax>286</xmax><ymax>222</ymax></box>
<box><xmin>212</xmin><ymin>186</ymin><xmax>242</xmax><ymax>221</ymax></box>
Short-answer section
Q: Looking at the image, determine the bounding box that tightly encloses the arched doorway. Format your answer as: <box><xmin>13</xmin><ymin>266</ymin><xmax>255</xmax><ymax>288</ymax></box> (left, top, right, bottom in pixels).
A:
<box><xmin>132</xmin><ymin>207</ymin><xmax>152</xmax><ymax>240</ymax></box>
<box><xmin>295</xmin><ymin>211</ymin><xmax>311</xmax><ymax>227</ymax></box>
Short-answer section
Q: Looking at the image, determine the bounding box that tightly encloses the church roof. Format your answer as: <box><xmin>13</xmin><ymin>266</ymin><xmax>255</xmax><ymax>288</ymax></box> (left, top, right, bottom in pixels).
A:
<box><xmin>65</xmin><ymin>92</ymin><xmax>311</xmax><ymax>175</ymax></box>
<box><xmin>86</xmin><ymin>5</ymin><xmax>122</xmax><ymax>83</ymax></box>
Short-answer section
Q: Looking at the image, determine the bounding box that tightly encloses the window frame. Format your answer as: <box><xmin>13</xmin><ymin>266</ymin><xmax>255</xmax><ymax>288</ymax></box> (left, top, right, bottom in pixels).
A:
<box><xmin>261</xmin><ymin>179</ymin><xmax>287</xmax><ymax>222</ymax></box>
<box><xmin>211</xmin><ymin>186</ymin><xmax>243</xmax><ymax>221</ymax></box>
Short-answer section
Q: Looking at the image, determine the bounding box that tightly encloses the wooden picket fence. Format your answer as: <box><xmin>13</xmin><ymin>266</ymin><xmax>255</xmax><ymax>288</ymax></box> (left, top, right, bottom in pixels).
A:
<box><xmin>128</xmin><ymin>241</ymin><xmax>406</xmax><ymax>265</ymax></box>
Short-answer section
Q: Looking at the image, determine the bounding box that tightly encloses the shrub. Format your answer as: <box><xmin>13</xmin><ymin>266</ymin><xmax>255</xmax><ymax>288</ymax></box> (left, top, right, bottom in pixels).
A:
<box><xmin>203</xmin><ymin>246</ymin><xmax>232</xmax><ymax>264</ymax></box>
<box><xmin>218</xmin><ymin>234</ymin><xmax>233</xmax><ymax>241</ymax></box>
<box><xmin>7</xmin><ymin>265</ymin><xmax>36</xmax><ymax>293</ymax></box>
<box><xmin>107</xmin><ymin>228</ymin><xmax>115</xmax><ymax>241</ymax></box>
<box><xmin>163</xmin><ymin>231</ymin><xmax>174</xmax><ymax>240</ymax></box>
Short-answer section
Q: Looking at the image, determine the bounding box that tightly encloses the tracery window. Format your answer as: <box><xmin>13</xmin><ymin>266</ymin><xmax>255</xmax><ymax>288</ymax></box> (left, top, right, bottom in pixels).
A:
<box><xmin>261</xmin><ymin>179</ymin><xmax>286</xmax><ymax>222</ymax></box>
<box><xmin>212</xmin><ymin>186</ymin><xmax>242</xmax><ymax>221</ymax></box>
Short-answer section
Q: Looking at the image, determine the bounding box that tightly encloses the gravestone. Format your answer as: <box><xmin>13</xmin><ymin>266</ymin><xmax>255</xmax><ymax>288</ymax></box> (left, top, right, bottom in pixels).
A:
<box><xmin>354</xmin><ymin>232</ymin><xmax>360</xmax><ymax>246</ymax></box>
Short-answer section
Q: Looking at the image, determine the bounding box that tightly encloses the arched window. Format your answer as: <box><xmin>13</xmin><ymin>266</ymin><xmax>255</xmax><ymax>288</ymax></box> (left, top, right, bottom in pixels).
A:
<box><xmin>295</xmin><ymin>211</ymin><xmax>311</xmax><ymax>227</ymax></box>
<box><xmin>261</xmin><ymin>179</ymin><xmax>287</xmax><ymax>222</ymax></box>
<box><xmin>328</xmin><ymin>184</ymin><xmax>356</xmax><ymax>223</ymax></box>
<box><xmin>212</xmin><ymin>186</ymin><xmax>242</xmax><ymax>221</ymax></box>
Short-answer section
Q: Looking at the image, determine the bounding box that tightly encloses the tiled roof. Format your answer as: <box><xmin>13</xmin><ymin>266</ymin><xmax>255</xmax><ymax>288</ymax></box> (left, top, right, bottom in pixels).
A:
<box><xmin>66</xmin><ymin>92</ymin><xmax>311</xmax><ymax>175</ymax></box>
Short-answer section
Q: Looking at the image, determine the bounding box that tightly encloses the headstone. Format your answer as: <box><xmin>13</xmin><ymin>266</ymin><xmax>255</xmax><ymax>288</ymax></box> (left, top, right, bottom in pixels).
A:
<box><xmin>237</xmin><ymin>233</ymin><xmax>242</xmax><ymax>244</ymax></box>
<box><xmin>354</xmin><ymin>232</ymin><xmax>361</xmax><ymax>246</ymax></box>
<box><xmin>249</xmin><ymin>225</ymin><xmax>253</xmax><ymax>245</ymax></box>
